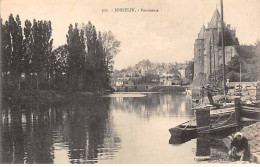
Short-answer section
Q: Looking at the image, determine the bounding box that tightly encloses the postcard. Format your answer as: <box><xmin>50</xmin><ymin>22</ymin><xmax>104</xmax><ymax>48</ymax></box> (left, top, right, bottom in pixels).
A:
<box><xmin>0</xmin><ymin>0</ymin><xmax>259</xmax><ymax>164</ymax></box>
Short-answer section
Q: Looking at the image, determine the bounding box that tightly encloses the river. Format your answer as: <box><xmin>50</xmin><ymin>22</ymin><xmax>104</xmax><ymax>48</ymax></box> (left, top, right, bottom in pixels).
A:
<box><xmin>1</xmin><ymin>93</ymin><xmax>230</xmax><ymax>164</ymax></box>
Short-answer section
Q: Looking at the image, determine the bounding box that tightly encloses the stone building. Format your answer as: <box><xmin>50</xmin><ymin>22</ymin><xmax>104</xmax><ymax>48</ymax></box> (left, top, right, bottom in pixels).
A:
<box><xmin>193</xmin><ymin>9</ymin><xmax>239</xmax><ymax>85</ymax></box>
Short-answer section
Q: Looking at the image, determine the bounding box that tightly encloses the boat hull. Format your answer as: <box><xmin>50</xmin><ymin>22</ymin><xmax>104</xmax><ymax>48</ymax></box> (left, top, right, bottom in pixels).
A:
<box><xmin>169</xmin><ymin>126</ymin><xmax>197</xmax><ymax>137</ymax></box>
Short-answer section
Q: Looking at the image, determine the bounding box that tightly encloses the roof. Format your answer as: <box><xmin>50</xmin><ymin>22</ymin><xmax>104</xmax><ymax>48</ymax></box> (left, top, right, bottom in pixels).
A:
<box><xmin>208</xmin><ymin>9</ymin><xmax>220</xmax><ymax>29</ymax></box>
<box><xmin>198</xmin><ymin>25</ymin><xmax>205</xmax><ymax>39</ymax></box>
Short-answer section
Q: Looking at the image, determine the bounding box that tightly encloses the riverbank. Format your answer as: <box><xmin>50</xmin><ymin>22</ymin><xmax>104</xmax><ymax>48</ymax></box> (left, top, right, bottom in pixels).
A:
<box><xmin>222</xmin><ymin>122</ymin><xmax>260</xmax><ymax>163</ymax></box>
<box><xmin>2</xmin><ymin>89</ymin><xmax>97</xmax><ymax>104</ymax></box>
<box><xmin>196</xmin><ymin>122</ymin><xmax>260</xmax><ymax>164</ymax></box>
<box><xmin>116</xmin><ymin>85</ymin><xmax>189</xmax><ymax>93</ymax></box>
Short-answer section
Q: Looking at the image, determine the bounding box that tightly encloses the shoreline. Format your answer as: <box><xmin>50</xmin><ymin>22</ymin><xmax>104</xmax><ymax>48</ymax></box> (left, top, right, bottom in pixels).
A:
<box><xmin>2</xmin><ymin>89</ymin><xmax>101</xmax><ymax>105</ymax></box>
<box><xmin>115</xmin><ymin>85</ymin><xmax>189</xmax><ymax>93</ymax></box>
<box><xmin>2</xmin><ymin>88</ymin><xmax>189</xmax><ymax>105</ymax></box>
<box><xmin>222</xmin><ymin>122</ymin><xmax>260</xmax><ymax>164</ymax></box>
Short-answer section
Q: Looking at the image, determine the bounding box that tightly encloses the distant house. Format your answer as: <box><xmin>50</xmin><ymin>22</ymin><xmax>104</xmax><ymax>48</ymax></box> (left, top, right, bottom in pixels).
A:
<box><xmin>159</xmin><ymin>73</ymin><xmax>181</xmax><ymax>86</ymax></box>
<box><xmin>116</xmin><ymin>80</ymin><xmax>124</xmax><ymax>87</ymax></box>
<box><xmin>178</xmin><ymin>69</ymin><xmax>186</xmax><ymax>79</ymax></box>
<box><xmin>171</xmin><ymin>74</ymin><xmax>181</xmax><ymax>85</ymax></box>
<box><xmin>159</xmin><ymin>68</ymin><xmax>182</xmax><ymax>85</ymax></box>
<box><xmin>110</xmin><ymin>78</ymin><xmax>116</xmax><ymax>85</ymax></box>
<box><xmin>124</xmin><ymin>80</ymin><xmax>135</xmax><ymax>87</ymax></box>
<box><xmin>115</xmin><ymin>76</ymin><xmax>130</xmax><ymax>86</ymax></box>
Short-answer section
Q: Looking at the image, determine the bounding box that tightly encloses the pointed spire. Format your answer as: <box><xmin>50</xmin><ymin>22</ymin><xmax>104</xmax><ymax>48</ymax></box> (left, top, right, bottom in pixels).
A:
<box><xmin>208</xmin><ymin>8</ymin><xmax>220</xmax><ymax>29</ymax></box>
<box><xmin>198</xmin><ymin>25</ymin><xmax>206</xmax><ymax>39</ymax></box>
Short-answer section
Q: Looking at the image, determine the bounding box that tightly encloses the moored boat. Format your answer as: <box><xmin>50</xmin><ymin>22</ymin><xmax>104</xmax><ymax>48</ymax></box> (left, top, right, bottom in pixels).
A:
<box><xmin>169</xmin><ymin>119</ymin><xmax>197</xmax><ymax>137</ymax></box>
<box><xmin>241</xmin><ymin>104</ymin><xmax>260</xmax><ymax>120</ymax></box>
<box><xmin>169</xmin><ymin>100</ymin><xmax>240</xmax><ymax>136</ymax></box>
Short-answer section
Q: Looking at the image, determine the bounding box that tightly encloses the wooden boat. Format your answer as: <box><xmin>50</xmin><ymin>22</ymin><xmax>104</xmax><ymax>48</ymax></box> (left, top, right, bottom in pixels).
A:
<box><xmin>197</xmin><ymin>111</ymin><xmax>239</xmax><ymax>134</ymax></box>
<box><xmin>169</xmin><ymin>133</ymin><xmax>196</xmax><ymax>145</ymax></box>
<box><xmin>169</xmin><ymin>119</ymin><xmax>197</xmax><ymax>137</ymax></box>
<box><xmin>241</xmin><ymin>104</ymin><xmax>260</xmax><ymax>120</ymax></box>
<box><xmin>169</xmin><ymin>106</ymin><xmax>238</xmax><ymax>136</ymax></box>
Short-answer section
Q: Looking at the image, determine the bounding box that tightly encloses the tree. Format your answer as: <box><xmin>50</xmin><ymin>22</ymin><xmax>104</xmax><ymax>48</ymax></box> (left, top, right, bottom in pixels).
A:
<box><xmin>217</xmin><ymin>42</ymin><xmax>259</xmax><ymax>83</ymax></box>
<box><xmin>1</xmin><ymin>19</ymin><xmax>12</xmax><ymax>78</ymax></box>
<box><xmin>53</xmin><ymin>45</ymin><xmax>69</xmax><ymax>76</ymax></box>
<box><xmin>255</xmin><ymin>39</ymin><xmax>260</xmax><ymax>59</ymax></box>
<box><xmin>227</xmin><ymin>56</ymin><xmax>246</xmax><ymax>73</ymax></box>
<box><xmin>43</xmin><ymin>21</ymin><xmax>54</xmax><ymax>89</ymax></box>
<box><xmin>1</xmin><ymin>15</ymin><xmax>120</xmax><ymax>94</ymax></box>
<box><xmin>97</xmin><ymin>31</ymin><xmax>107</xmax><ymax>91</ymax></box>
<box><xmin>136</xmin><ymin>73</ymin><xmax>159</xmax><ymax>85</ymax></box>
<box><xmin>31</xmin><ymin>20</ymin><xmax>53</xmax><ymax>90</ymax></box>
<box><xmin>234</xmin><ymin>43</ymin><xmax>259</xmax><ymax>81</ymax></box>
<box><xmin>23</xmin><ymin>20</ymin><xmax>33</xmax><ymax>88</ymax></box>
<box><xmin>100</xmin><ymin>31</ymin><xmax>120</xmax><ymax>89</ymax></box>
<box><xmin>235</xmin><ymin>45</ymin><xmax>255</xmax><ymax>62</ymax></box>
<box><xmin>218</xmin><ymin>28</ymin><xmax>235</xmax><ymax>47</ymax></box>
<box><xmin>8</xmin><ymin>14</ymin><xmax>24</xmax><ymax>90</ymax></box>
<box><xmin>52</xmin><ymin>45</ymin><xmax>69</xmax><ymax>90</ymax></box>
<box><xmin>85</xmin><ymin>22</ymin><xmax>99</xmax><ymax>92</ymax></box>
<box><xmin>185</xmin><ymin>61</ymin><xmax>194</xmax><ymax>81</ymax></box>
<box><xmin>66</xmin><ymin>23</ymin><xmax>85</xmax><ymax>90</ymax></box>
<box><xmin>234</xmin><ymin>37</ymin><xmax>239</xmax><ymax>45</ymax></box>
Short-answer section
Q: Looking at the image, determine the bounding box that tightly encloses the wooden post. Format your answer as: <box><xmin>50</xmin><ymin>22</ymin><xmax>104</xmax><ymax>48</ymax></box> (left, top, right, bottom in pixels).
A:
<box><xmin>212</xmin><ymin>29</ymin><xmax>216</xmax><ymax>88</ymax></box>
<box><xmin>196</xmin><ymin>137</ymin><xmax>211</xmax><ymax>156</ymax></box>
<box><xmin>196</xmin><ymin>108</ymin><xmax>210</xmax><ymax>129</ymax></box>
<box><xmin>220</xmin><ymin>0</ymin><xmax>226</xmax><ymax>97</ymax></box>
<box><xmin>209</xmin><ymin>37</ymin><xmax>212</xmax><ymax>85</ymax></box>
<box><xmin>0</xmin><ymin>17</ymin><xmax>2</xmax><ymax>163</ymax></box>
<box><xmin>234</xmin><ymin>97</ymin><xmax>241</xmax><ymax>126</ymax></box>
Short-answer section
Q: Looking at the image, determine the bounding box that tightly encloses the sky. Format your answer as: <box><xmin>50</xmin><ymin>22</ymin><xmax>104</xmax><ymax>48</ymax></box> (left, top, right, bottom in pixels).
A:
<box><xmin>1</xmin><ymin>0</ymin><xmax>260</xmax><ymax>70</ymax></box>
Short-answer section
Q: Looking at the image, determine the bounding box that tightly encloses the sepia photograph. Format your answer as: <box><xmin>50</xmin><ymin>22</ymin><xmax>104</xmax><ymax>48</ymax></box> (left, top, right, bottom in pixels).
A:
<box><xmin>0</xmin><ymin>0</ymin><xmax>260</xmax><ymax>164</ymax></box>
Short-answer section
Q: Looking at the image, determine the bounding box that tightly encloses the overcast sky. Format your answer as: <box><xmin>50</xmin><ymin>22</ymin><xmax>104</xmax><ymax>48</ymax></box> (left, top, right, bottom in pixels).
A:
<box><xmin>1</xmin><ymin>0</ymin><xmax>260</xmax><ymax>70</ymax></box>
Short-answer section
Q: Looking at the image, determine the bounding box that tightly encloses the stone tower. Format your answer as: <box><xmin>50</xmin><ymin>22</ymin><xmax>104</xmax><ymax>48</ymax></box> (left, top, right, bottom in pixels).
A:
<box><xmin>193</xmin><ymin>8</ymin><xmax>238</xmax><ymax>86</ymax></box>
<box><xmin>194</xmin><ymin>25</ymin><xmax>205</xmax><ymax>80</ymax></box>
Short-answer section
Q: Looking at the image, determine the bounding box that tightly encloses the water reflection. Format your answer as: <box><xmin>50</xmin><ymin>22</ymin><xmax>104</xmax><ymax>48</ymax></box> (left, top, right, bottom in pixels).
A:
<box><xmin>110</xmin><ymin>93</ymin><xmax>193</xmax><ymax>118</ymax></box>
<box><xmin>2</xmin><ymin>93</ymin><xmax>227</xmax><ymax>164</ymax></box>
<box><xmin>1</xmin><ymin>97</ymin><xmax>120</xmax><ymax>164</ymax></box>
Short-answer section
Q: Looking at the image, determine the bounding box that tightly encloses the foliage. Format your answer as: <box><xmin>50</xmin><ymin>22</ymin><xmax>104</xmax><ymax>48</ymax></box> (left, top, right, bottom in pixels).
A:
<box><xmin>185</xmin><ymin>61</ymin><xmax>194</xmax><ymax>81</ymax></box>
<box><xmin>226</xmin><ymin>55</ymin><xmax>247</xmax><ymax>73</ymax></box>
<box><xmin>218</xmin><ymin>28</ymin><xmax>235</xmax><ymax>47</ymax></box>
<box><xmin>66</xmin><ymin>23</ymin><xmax>85</xmax><ymax>90</ymax></box>
<box><xmin>1</xmin><ymin>14</ymin><xmax>120</xmax><ymax>94</ymax></box>
<box><xmin>135</xmin><ymin>73</ymin><xmax>159</xmax><ymax>85</ymax></box>
<box><xmin>216</xmin><ymin>42</ymin><xmax>259</xmax><ymax>83</ymax></box>
<box><xmin>1</xmin><ymin>19</ymin><xmax>11</xmax><ymax>75</ymax></box>
<box><xmin>101</xmin><ymin>31</ymin><xmax>120</xmax><ymax>74</ymax></box>
<box><xmin>234</xmin><ymin>38</ymin><xmax>239</xmax><ymax>45</ymax></box>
